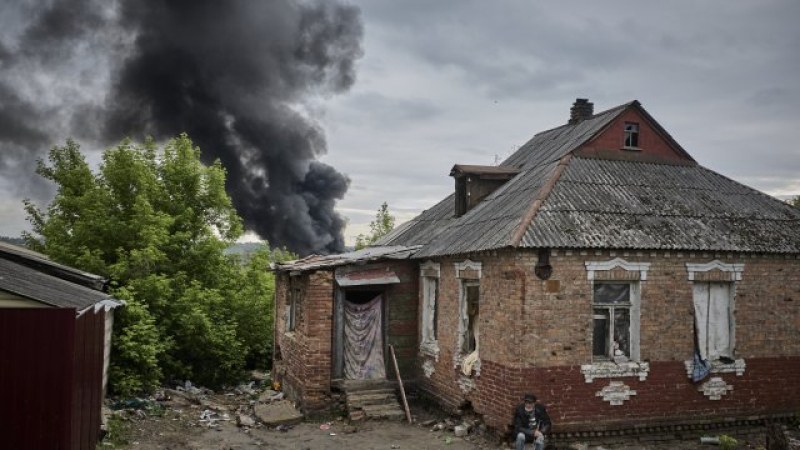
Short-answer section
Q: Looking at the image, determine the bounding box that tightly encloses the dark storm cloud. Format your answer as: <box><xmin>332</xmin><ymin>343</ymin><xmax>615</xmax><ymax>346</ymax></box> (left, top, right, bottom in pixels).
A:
<box><xmin>0</xmin><ymin>0</ymin><xmax>363</xmax><ymax>255</ymax></box>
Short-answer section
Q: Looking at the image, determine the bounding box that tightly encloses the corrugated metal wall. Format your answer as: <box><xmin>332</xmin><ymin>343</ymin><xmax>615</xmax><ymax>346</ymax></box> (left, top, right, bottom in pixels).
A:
<box><xmin>0</xmin><ymin>308</ymin><xmax>105</xmax><ymax>450</ymax></box>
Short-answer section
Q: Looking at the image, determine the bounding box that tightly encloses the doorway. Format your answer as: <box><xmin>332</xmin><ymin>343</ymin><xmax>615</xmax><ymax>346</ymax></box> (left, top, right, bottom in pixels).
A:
<box><xmin>334</xmin><ymin>288</ymin><xmax>386</xmax><ymax>380</ymax></box>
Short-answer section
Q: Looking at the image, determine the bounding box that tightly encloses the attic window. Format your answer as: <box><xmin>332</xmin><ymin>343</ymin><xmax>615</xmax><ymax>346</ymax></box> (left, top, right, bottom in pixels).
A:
<box><xmin>624</xmin><ymin>122</ymin><xmax>639</xmax><ymax>148</ymax></box>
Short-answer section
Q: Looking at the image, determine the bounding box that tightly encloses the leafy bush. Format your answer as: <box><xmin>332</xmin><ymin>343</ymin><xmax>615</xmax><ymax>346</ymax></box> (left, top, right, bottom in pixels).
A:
<box><xmin>25</xmin><ymin>136</ymin><xmax>289</xmax><ymax>395</ymax></box>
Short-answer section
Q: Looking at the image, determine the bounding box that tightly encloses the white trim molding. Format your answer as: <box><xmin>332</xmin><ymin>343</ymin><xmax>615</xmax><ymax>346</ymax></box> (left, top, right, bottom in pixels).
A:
<box><xmin>699</xmin><ymin>377</ymin><xmax>734</xmax><ymax>400</ymax></box>
<box><xmin>581</xmin><ymin>361</ymin><xmax>650</xmax><ymax>383</ymax></box>
<box><xmin>585</xmin><ymin>258</ymin><xmax>651</xmax><ymax>281</ymax></box>
<box><xmin>683</xmin><ymin>358</ymin><xmax>746</xmax><ymax>378</ymax></box>
<box><xmin>596</xmin><ymin>381</ymin><xmax>637</xmax><ymax>406</ymax></box>
<box><xmin>454</xmin><ymin>259</ymin><xmax>482</xmax><ymax>279</ymax></box>
<box><xmin>686</xmin><ymin>260</ymin><xmax>745</xmax><ymax>281</ymax></box>
<box><xmin>419</xmin><ymin>260</ymin><xmax>441</xmax><ymax>278</ymax></box>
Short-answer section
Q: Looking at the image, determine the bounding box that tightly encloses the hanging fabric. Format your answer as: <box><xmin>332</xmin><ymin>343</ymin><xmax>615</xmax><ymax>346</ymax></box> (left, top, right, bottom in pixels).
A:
<box><xmin>693</xmin><ymin>283</ymin><xmax>732</xmax><ymax>361</ymax></box>
<box><xmin>344</xmin><ymin>294</ymin><xmax>386</xmax><ymax>380</ymax></box>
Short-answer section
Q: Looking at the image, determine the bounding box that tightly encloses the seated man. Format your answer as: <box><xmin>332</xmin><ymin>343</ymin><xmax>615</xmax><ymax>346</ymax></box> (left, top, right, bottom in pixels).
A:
<box><xmin>513</xmin><ymin>393</ymin><xmax>551</xmax><ymax>450</ymax></box>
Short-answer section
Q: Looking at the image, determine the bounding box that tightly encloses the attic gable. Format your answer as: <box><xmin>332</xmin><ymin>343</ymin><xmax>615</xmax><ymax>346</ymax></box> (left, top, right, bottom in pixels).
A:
<box><xmin>574</xmin><ymin>102</ymin><xmax>695</xmax><ymax>165</ymax></box>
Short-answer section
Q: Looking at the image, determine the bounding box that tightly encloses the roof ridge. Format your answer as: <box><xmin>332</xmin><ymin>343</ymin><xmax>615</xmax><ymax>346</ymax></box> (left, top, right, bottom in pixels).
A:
<box><xmin>510</xmin><ymin>154</ymin><xmax>574</xmax><ymax>246</ymax></box>
<box><xmin>532</xmin><ymin>101</ymin><xmax>633</xmax><ymax>137</ymax></box>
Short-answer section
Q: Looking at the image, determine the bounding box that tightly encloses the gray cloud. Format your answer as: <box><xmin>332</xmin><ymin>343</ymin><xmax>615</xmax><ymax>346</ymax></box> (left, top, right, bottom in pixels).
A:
<box><xmin>2</xmin><ymin>0</ymin><xmax>799</xmax><ymax>246</ymax></box>
<box><xmin>0</xmin><ymin>0</ymin><xmax>363</xmax><ymax>255</ymax></box>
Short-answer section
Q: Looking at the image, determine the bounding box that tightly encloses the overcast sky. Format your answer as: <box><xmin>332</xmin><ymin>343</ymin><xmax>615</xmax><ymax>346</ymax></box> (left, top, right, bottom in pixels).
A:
<box><xmin>1</xmin><ymin>0</ymin><xmax>799</xmax><ymax>246</ymax></box>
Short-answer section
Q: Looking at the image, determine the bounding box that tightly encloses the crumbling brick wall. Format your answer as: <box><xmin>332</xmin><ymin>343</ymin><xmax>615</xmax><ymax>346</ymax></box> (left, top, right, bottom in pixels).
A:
<box><xmin>273</xmin><ymin>260</ymin><xmax>419</xmax><ymax>410</ymax></box>
<box><xmin>273</xmin><ymin>270</ymin><xmax>335</xmax><ymax>411</ymax></box>
<box><xmin>415</xmin><ymin>249</ymin><xmax>800</xmax><ymax>432</ymax></box>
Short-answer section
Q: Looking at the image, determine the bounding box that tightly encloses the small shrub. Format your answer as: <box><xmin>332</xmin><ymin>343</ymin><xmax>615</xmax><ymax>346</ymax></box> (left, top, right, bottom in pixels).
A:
<box><xmin>719</xmin><ymin>434</ymin><xmax>738</xmax><ymax>450</ymax></box>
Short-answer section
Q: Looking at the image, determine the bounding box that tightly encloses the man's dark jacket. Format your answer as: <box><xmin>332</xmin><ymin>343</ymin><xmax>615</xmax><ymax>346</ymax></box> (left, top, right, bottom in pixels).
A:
<box><xmin>513</xmin><ymin>403</ymin><xmax>552</xmax><ymax>435</ymax></box>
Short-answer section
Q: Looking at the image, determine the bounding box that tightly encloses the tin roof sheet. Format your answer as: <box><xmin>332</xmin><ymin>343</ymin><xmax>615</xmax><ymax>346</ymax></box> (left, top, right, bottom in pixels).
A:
<box><xmin>373</xmin><ymin>100</ymin><xmax>800</xmax><ymax>258</ymax></box>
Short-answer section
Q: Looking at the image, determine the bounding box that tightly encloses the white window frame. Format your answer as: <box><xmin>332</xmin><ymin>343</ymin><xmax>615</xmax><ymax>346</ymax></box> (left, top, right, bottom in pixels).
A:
<box><xmin>453</xmin><ymin>259</ymin><xmax>482</xmax><ymax>376</ymax></box>
<box><xmin>624</xmin><ymin>122</ymin><xmax>640</xmax><ymax>148</ymax></box>
<box><xmin>582</xmin><ymin>258</ymin><xmax>650</xmax><ymax>383</ymax></box>
<box><xmin>591</xmin><ymin>282</ymin><xmax>639</xmax><ymax>362</ymax></box>
<box><xmin>419</xmin><ymin>261</ymin><xmax>441</xmax><ymax>359</ymax></box>
<box><xmin>683</xmin><ymin>260</ymin><xmax>746</xmax><ymax>377</ymax></box>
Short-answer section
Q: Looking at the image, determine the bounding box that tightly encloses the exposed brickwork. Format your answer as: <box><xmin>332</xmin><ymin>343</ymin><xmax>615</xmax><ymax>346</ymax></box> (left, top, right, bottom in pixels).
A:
<box><xmin>415</xmin><ymin>249</ymin><xmax>800</xmax><ymax>431</ymax></box>
<box><xmin>575</xmin><ymin>108</ymin><xmax>691</xmax><ymax>164</ymax></box>
<box><xmin>273</xmin><ymin>270</ymin><xmax>335</xmax><ymax>411</ymax></box>
<box><xmin>273</xmin><ymin>261</ymin><xmax>419</xmax><ymax>412</ymax></box>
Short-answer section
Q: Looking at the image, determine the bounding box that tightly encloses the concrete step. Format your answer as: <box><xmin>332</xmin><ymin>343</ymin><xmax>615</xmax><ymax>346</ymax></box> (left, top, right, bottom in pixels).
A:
<box><xmin>341</xmin><ymin>379</ymin><xmax>395</xmax><ymax>392</ymax></box>
<box><xmin>360</xmin><ymin>403</ymin><xmax>405</xmax><ymax>420</ymax></box>
<box><xmin>347</xmin><ymin>391</ymin><xmax>396</xmax><ymax>403</ymax></box>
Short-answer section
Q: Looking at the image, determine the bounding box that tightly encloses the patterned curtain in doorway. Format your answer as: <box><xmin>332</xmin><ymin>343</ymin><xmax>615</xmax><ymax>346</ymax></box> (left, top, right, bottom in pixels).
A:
<box><xmin>344</xmin><ymin>294</ymin><xmax>386</xmax><ymax>380</ymax></box>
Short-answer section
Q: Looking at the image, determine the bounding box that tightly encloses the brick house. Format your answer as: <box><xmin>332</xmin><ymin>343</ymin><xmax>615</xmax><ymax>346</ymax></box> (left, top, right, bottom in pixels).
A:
<box><xmin>272</xmin><ymin>99</ymin><xmax>800</xmax><ymax>434</ymax></box>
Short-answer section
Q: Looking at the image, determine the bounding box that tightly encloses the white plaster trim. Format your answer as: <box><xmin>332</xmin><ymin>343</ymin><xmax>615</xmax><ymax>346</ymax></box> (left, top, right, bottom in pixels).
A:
<box><xmin>458</xmin><ymin>376</ymin><xmax>475</xmax><ymax>393</ymax></box>
<box><xmin>683</xmin><ymin>358</ymin><xmax>746</xmax><ymax>378</ymax></box>
<box><xmin>699</xmin><ymin>377</ymin><xmax>733</xmax><ymax>400</ymax></box>
<box><xmin>452</xmin><ymin>352</ymin><xmax>481</xmax><ymax>377</ymax></box>
<box><xmin>422</xmin><ymin>359</ymin><xmax>436</xmax><ymax>378</ymax></box>
<box><xmin>686</xmin><ymin>260</ymin><xmax>745</xmax><ymax>281</ymax></box>
<box><xmin>419</xmin><ymin>260</ymin><xmax>441</xmax><ymax>278</ymax></box>
<box><xmin>581</xmin><ymin>361</ymin><xmax>650</xmax><ymax>383</ymax></box>
<box><xmin>419</xmin><ymin>340</ymin><xmax>440</xmax><ymax>361</ymax></box>
<box><xmin>454</xmin><ymin>259</ymin><xmax>482</xmax><ymax>279</ymax></box>
<box><xmin>585</xmin><ymin>258</ymin><xmax>651</xmax><ymax>281</ymax></box>
<box><xmin>596</xmin><ymin>381</ymin><xmax>637</xmax><ymax>406</ymax></box>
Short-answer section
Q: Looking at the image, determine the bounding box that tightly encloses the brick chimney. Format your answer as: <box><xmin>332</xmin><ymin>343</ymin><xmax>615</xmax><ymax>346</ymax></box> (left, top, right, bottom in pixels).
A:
<box><xmin>568</xmin><ymin>98</ymin><xmax>594</xmax><ymax>124</ymax></box>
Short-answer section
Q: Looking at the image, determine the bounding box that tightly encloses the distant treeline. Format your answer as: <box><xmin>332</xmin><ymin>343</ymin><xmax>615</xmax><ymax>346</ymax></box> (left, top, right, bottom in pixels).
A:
<box><xmin>0</xmin><ymin>236</ymin><xmax>25</xmax><ymax>246</ymax></box>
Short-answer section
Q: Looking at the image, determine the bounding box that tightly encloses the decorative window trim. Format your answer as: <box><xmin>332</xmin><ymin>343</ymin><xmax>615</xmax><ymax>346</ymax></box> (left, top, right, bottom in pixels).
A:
<box><xmin>420</xmin><ymin>261</ymin><xmax>441</xmax><ymax>360</ymax></box>
<box><xmin>698</xmin><ymin>377</ymin><xmax>734</xmax><ymax>400</ymax></box>
<box><xmin>596</xmin><ymin>381</ymin><xmax>637</xmax><ymax>406</ymax></box>
<box><xmin>455</xmin><ymin>259</ymin><xmax>482</xmax><ymax>279</ymax></box>
<box><xmin>585</xmin><ymin>258</ymin><xmax>650</xmax><ymax>281</ymax></box>
<box><xmin>687</xmin><ymin>260</ymin><xmax>744</xmax><ymax>370</ymax></box>
<box><xmin>683</xmin><ymin>358</ymin><xmax>746</xmax><ymax>378</ymax></box>
<box><xmin>454</xmin><ymin>260</ymin><xmax>482</xmax><ymax>377</ymax></box>
<box><xmin>686</xmin><ymin>260</ymin><xmax>745</xmax><ymax>281</ymax></box>
<box><xmin>420</xmin><ymin>260</ymin><xmax>441</xmax><ymax>278</ymax></box>
<box><xmin>581</xmin><ymin>361</ymin><xmax>650</xmax><ymax>383</ymax></box>
<box><xmin>420</xmin><ymin>340</ymin><xmax>440</xmax><ymax>360</ymax></box>
<box><xmin>584</xmin><ymin>259</ymin><xmax>649</xmax><ymax>380</ymax></box>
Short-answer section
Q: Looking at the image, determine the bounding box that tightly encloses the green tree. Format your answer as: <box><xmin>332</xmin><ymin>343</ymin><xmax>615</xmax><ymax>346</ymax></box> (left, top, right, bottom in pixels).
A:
<box><xmin>792</xmin><ymin>196</ymin><xmax>799</xmax><ymax>208</ymax></box>
<box><xmin>354</xmin><ymin>202</ymin><xmax>396</xmax><ymax>250</ymax></box>
<box><xmin>24</xmin><ymin>135</ymin><xmax>284</xmax><ymax>395</ymax></box>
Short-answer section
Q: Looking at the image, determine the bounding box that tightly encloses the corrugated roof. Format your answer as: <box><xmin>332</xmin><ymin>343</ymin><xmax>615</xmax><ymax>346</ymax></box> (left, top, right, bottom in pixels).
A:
<box><xmin>0</xmin><ymin>258</ymin><xmax>114</xmax><ymax>309</ymax></box>
<box><xmin>410</xmin><ymin>103</ymin><xmax>628</xmax><ymax>257</ymax></box>
<box><xmin>377</xmin><ymin>100</ymin><xmax>800</xmax><ymax>257</ymax></box>
<box><xmin>273</xmin><ymin>245</ymin><xmax>421</xmax><ymax>272</ymax></box>
<box><xmin>520</xmin><ymin>158</ymin><xmax>800</xmax><ymax>252</ymax></box>
<box><xmin>0</xmin><ymin>241</ymin><xmax>107</xmax><ymax>291</ymax></box>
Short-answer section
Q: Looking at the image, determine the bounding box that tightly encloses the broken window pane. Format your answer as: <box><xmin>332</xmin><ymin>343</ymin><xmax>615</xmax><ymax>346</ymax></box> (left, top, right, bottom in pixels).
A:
<box><xmin>593</xmin><ymin>309</ymin><xmax>609</xmax><ymax>357</ymax></box>
<box><xmin>614</xmin><ymin>308</ymin><xmax>631</xmax><ymax>357</ymax></box>
<box><xmin>462</xmin><ymin>283</ymin><xmax>480</xmax><ymax>354</ymax></box>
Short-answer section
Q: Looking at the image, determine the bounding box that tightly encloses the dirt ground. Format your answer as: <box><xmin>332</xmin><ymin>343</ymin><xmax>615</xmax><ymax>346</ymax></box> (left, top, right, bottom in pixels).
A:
<box><xmin>103</xmin><ymin>387</ymin><xmax>800</xmax><ymax>450</ymax></box>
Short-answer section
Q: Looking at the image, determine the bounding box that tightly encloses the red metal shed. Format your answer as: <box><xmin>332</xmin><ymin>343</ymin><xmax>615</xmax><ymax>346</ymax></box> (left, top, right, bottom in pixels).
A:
<box><xmin>0</xmin><ymin>242</ymin><xmax>123</xmax><ymax>450</ymax></box>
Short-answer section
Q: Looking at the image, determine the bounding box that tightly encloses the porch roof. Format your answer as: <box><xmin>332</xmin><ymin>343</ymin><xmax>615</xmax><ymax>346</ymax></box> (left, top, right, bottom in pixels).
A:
<box><xmin>272</xmin><ymin>245</ymin><xmax>421</xmax><ymax>272</ymax></box>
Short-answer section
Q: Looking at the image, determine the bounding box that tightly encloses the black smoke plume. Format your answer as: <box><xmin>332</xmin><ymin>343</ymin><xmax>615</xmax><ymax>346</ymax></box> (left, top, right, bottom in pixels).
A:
<box><xmin>0</xmin><ymin>0</ymin><xmax>363</xmax><ymax>255</ymax></box>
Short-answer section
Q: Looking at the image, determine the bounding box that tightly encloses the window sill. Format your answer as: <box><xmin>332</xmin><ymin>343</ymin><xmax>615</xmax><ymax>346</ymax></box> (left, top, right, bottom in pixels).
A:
<box><xmin>683</xmin><ymin>358</ymin><xmax>746</xmax><ymax>378</ymax></box>
<box><xmin>581</xmin><ymin>361</ymin><xmax>650</xmax><ymax>383</ymax></box>
<box><xmin>621</xmin><ymin>146</ymin><xmax>642</xmax><ymax>152</ymax></box>
<box><xmin>419</xmin><ymin>340</ymin><xmax>440</xmax><ymax>361</ymax></box>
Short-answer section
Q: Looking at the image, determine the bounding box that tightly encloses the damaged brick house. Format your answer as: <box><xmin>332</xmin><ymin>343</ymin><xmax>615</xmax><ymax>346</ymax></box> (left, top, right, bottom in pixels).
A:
<box><xmin>272</xmin><ymin>99</ymin><xmax>800</xmax><ymax>434</ymax></box>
